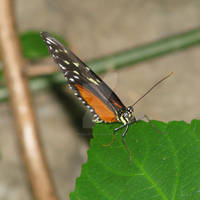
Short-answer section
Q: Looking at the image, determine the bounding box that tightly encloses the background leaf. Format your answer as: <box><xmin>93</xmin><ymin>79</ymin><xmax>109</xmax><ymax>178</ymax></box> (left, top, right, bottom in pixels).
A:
<box><xmin>70</xmin><ymin>120</ymin><xmax>200</xmax><ymax>200</ymax></box>
<box><xmin>20</xmin><ymin>31</ymin><xmax>67</xmax><ymax>60</ymax></box>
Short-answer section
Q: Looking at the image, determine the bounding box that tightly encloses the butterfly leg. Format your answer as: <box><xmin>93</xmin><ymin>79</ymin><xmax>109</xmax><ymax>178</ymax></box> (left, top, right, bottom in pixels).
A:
<box><xmin>136</xmin><ymin>114</ymin><xmax>164</xmax><ymax>134</ymax></box>
<box><xmin>103</xmin><ymin>124</ymin><xmax>133</xmax><ymax>162</ymax></box>
<box><xmin>122</xmin><ymin>125</ymin><xmax>133</xmax><ymax>162</ymax></box>
<box><xmin>136</xmin><ymin>114</ymin><xmax>150</xmax><ymax>122</ymax></box>
<box><xmin>102</xmin><ymin>124</ymin><xmax>126</xmax><ymax>147</ymax></box>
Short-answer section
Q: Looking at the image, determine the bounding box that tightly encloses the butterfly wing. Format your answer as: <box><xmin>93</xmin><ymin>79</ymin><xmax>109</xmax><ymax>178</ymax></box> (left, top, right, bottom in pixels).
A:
<box><xmin>41</xmin><ymin>32</ymin><xmax>125</xmax><ymax>123</ymax></box>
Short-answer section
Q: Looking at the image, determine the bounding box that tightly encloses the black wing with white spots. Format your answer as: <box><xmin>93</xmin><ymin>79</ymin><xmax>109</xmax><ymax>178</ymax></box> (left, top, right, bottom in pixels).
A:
<box><xmin>40</xmin><ymin>32</ymin><xmax>126</xmax><ymax>122</ymax></box>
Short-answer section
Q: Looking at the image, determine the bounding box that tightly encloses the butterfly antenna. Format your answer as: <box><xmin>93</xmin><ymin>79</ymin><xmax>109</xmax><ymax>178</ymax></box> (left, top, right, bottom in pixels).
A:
<box><xmin>132</xmin><ymin>72</ymin><xmax>173</xmax><ymax>107</ymax></box>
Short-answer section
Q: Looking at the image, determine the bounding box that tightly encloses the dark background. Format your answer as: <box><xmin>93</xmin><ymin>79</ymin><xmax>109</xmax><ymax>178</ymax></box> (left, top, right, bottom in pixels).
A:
<box><xmin>0</xmin><ymin>0</ymin><xmax>200</xmax><ymax>199</ymax></box>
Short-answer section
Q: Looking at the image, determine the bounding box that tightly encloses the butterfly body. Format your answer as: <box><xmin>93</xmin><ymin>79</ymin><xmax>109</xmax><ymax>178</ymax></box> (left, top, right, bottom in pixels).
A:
<box><xmin>116</xmin><ymin>106</ymin><xmax>136</xmax><ymax>125</ymax></box>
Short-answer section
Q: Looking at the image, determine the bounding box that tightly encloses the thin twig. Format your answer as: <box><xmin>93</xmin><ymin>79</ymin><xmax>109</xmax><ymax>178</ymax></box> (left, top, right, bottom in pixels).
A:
<box><xmin>25</xmin><ymin>64</ymin><xmax>58</xmax><ymax>77</ymax></box>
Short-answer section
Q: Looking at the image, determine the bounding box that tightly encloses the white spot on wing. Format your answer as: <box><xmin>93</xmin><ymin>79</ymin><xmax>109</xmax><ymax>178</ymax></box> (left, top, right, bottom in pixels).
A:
<box><xmin>69</xmin><ymin>78</ymin><xmax>74</xmax><ymax>82</ymax></box>
<box><xmin>59</xmin><ymin>64</ymin><xmax>66</xmax><ymax>70</ymax></box>
<box><xmin>46</xmin><ymin>40</ymin><xmax>51</xmax><ymax>45</ymax></box>
<box><xmin>73</xmin><ymin>75</ymin><xmax>79</xmax><ymax>79</ymax></box>
<box><xmin>96</xmin><ymin>79</ymin><xmax>101</xmax><ymax>83</ymax></box>
<box><xmin>46</xmin><ymin>37</ymin><xmax>56</xmax><ymax>44</ymax></box>
<box><xmin>93</xmin><ymin>117</ymin><xmax>103</xmax><ymax>123</ymax></box>
<box><xmin>73</xmin><ymin>62</ymin><xmax>79</xmax><ymax>67</ymax></box>
<box><xmin>87</xmin><ymin>77</ymin><xmax>99</xmax><ymax>85</ymax></box>
<box><xmin>73</xmin><ymin>71</ymin><xmax>79</xmax><ymax>75</ymax></box>
<box><xmin>64</xmin><ymin>60</ymin><xmax>70</xmax><ymax>65</ymax></box>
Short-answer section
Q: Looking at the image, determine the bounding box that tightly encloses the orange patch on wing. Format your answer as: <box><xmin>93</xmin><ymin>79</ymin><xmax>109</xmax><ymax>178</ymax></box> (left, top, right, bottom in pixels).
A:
<box><xmin>75</xmin><ymin>84</ymin><xmax>117</xmax><ymax>122</ymax></box>
<box><xmin>111</xmin><ymin>99</ymin><xmax>123</xmax><ymax>109</ymax></box>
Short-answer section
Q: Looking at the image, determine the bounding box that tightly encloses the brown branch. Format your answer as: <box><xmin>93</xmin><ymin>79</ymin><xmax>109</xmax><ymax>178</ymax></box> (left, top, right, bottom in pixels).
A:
<box><xmin>25</xmin><ymin>64</ymin><xmax>58</xmax><ymax>77</ymax></box>
<box><xmin>0</xmin><ymin>1</ymin><xmax>59</xmax><ymax>200</ymax></box>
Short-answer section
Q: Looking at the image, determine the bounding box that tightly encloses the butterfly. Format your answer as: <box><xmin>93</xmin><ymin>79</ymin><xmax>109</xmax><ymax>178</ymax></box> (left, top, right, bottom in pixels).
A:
<box><xmin>40</xmin><ymin>31</ymin><xmax>172</xmax><ymax>161</ymax></box>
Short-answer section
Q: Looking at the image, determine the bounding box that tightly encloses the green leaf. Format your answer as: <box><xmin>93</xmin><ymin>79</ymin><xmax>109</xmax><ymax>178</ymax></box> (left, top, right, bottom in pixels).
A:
<box><xmin>20</xmin><ymin>31</ymin><xmax>68</xmax><ymax>60</ymax></box>
<box><xmin>70</xmin><ymin>120</ymin><xmax>200</xmax><ymax>200</ymax></box>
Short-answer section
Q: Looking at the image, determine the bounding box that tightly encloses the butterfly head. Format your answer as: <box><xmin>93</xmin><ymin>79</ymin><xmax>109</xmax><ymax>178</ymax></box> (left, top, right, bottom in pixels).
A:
<box><xmin>117</xmin><ymin>106</ymin><xmax>136</xmax><ymax>125</ymax></box>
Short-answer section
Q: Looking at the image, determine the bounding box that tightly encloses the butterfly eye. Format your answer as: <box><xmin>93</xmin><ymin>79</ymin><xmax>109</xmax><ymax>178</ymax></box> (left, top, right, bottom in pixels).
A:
<box><xmin>128</xmin><ymin>106</ymin><xmax>133</xmax><ymax>113</ymax></box>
